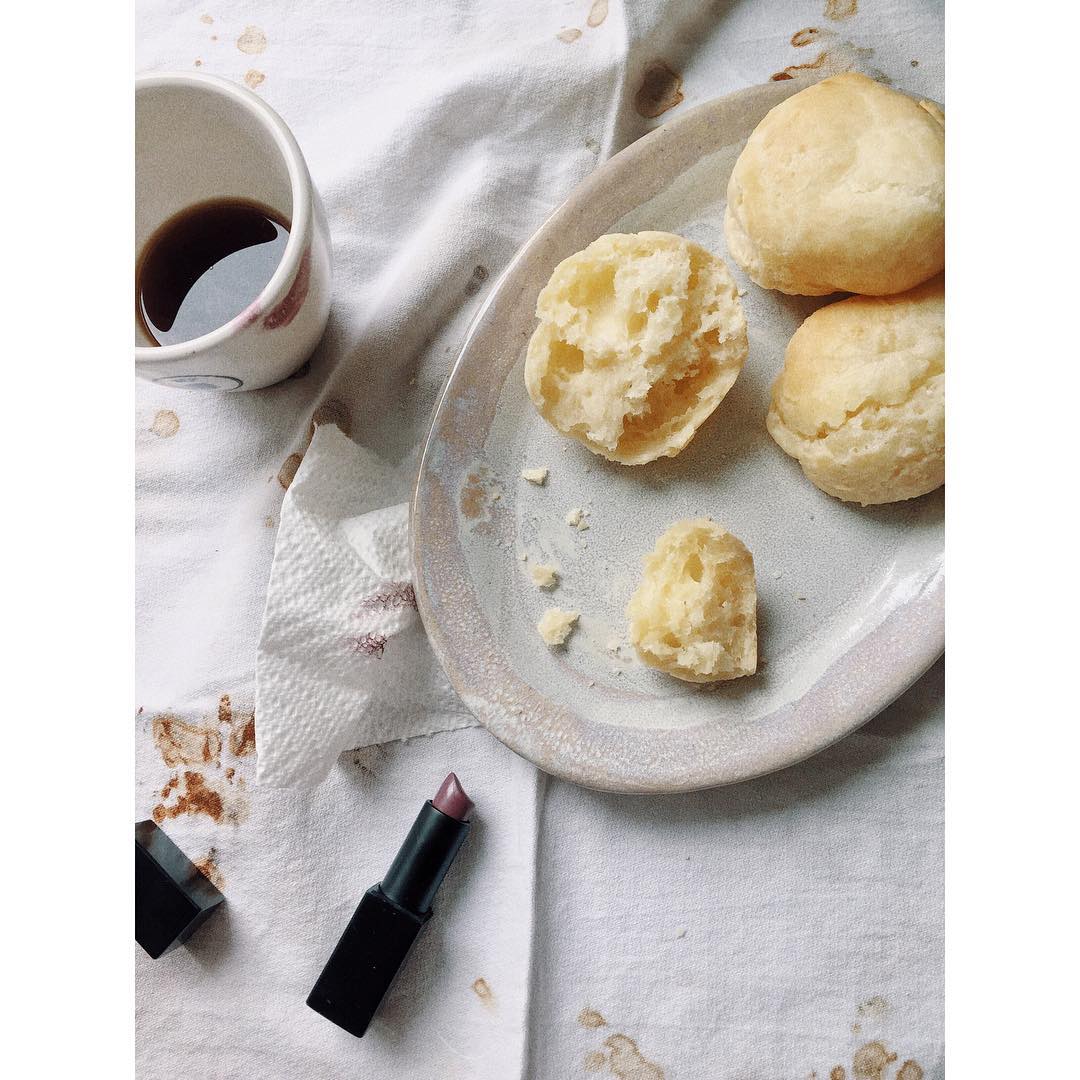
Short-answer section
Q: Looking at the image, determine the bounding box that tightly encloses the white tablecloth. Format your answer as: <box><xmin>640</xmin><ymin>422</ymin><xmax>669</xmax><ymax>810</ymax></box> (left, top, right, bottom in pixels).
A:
<box><xmin>135</xmin><ymin>2</ymin><xmax>944</xmax><ymax>1076</ymax></box>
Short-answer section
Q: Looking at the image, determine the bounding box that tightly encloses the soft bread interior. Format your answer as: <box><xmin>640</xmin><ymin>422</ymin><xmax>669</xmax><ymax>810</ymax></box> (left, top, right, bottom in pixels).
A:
<box><xmin>525</xmin><ymin>232</ymin><xmax>748</xmax><ymax>465</ymax></box>
<box><xmin>627</xmin><ymin>518</ymin><xmax>757</xmax><ymax>683</ymax></box>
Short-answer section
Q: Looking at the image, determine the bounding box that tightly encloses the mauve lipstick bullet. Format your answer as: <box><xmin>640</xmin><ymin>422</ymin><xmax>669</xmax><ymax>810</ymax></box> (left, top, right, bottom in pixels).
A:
<box><xmin>432</xmin><ymin>771</ymin><xmax>473</xmax><ymax>821</ymax></box>
<box><xmin>306</xmin><ymin>772</ymin><xmax>473</xmax><ymax>1038</ymax></box>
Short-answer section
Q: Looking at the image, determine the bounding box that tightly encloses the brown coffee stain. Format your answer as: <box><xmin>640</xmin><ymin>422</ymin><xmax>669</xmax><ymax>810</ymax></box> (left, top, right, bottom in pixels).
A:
<box><xmin>771</xmin><ymin>50</ymin><xmax>829</xmax><ymax>80</ymax></box>
<box><xmin>471</xmin><ymin>977</ymin><xmax>495</xmax><ymax>1008</ymax></box>
<box><xmin>305</xmin><ymin>398</ymin><xmax>352</xmax><ymax>449</ymax></box>
<box><xmin>278</xmin><ymin>452</ymin><xmax>303</xmax><ymax>490</ymax></box>
<box><xmin>464</xmin><ymin>264</ymin><xmax>489</xmax><ymax>297</ymax></box>
<box><xmin>792</xmin><ymin>27</ymin><xmax>822</xmax><ymax>47</ymax></box>
<box><xmin>634</xmin><ymin>60</ymin><xmax>683</xmax><ymax>118</ymax></box>
<box><xmin>237</xmin><ymin>25</ymin><xmax>267</xmax><ymax>54</ymax></box>
<box><xmin>161</xmin><ymin>775</ymin><xmax>179</xmax><ymax>799</ymax></box>
<box><xmin>824</xmin><ymin>0</ymin><xmax>858</xmax><ymax>19</ymax></box>
<box><xmin>771</xmin><ymin>40</ymin><xmax>883</xmax><ymax>83</ymax></box>
<box><xmin>351</xmin><ymin>745</ymin><xmax>384</xmax><ymax>776</ymax></box>
<box><xmin>150</xmin><ymin>410</ymin><xmax>180</xmax><ymax>438</ymax></box>
<box><xmin>217</xmin><ymin>693</ymin><xmax>232</xmax><ymax>726</ymax></box>
<box><xmin>830</xmin><ymin>1069</ymin><xmax>846</xmax><ymax>1080</ymax></box>
<box><xmin>587</xmin><ymin>0</ymin><xmax>609</xmax><ymax>27</ymax></box>
<box><xmin>153</xmin><ymin>713</ymin><xmax>222</xmax><ymax>769</ymax></box>
<box><xmin>578</xmin><ymin>1008</ymin><xmax>608</xmax><ymax>1029</ymax></box>
<box><xmin>852</xmin><ymin>1023</ymin><xmax>862</xmax><ymax>1034</ymax></box>
<box><xmin>152</xmin><ymin>770</ymin><xmax>246</xmax><ymax>825</ymax></box>
<box><xmin>896</xmin><ymin>1062</ymin><xmax>923</xmax><ymax>1080</ymax></box>
<box><xmin>602</xmin><ymin>1034</ymin><xmax>665</xmax><ymax>1080</ymax></box>
<box><xmin>200</xmin><ymin>13</ymin><xmax>213</xmax><ymax>24</ymax></box>
<box><xmin>194</xmin><ymin>848</ymin><xmax>225</xmax><ymax>889</ymax></box>
<box><xmin>856</xmin><ymin>995</ymin><xmax>887</xmax><ymax>1019</ymax></box>
<box><xmin>557</xmin><ymin>28</ymin><xmax>582</xmax><ymax>44</ymax></box>
<box><xmin>585</xmin><ymin>1052</ymin><xmax>607</xmax><ymax>1073</ymax></box>
<box><xmin>228</xmin><ymin>715</ymin><xmax>256</xmax><ymax>758</ymax></box>
<box><xmin>461</xmin><ymin>472</ymin><xmax>487</xmax><ymax>519</ymax></box>
<box><xmin>852</xmin><ymin>1042</ymin><xmax>896</xmax><ymax>1080</ymax></box>
<box><xmin>225</xmin><ymin>766</ymin><xmax>236</xmax><ymax>781</ymax></box>
<box><xmin>244</xmin><ymin>69</ymin><xmax>265</xmax><ymax>90</ymax></box>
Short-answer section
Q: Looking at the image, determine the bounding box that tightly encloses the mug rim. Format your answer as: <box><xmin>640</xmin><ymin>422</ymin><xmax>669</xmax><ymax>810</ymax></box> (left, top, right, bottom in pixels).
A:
<box><xmin>134</xmin><ymin>71</ymin><xmax>313</xmax><ymax>361</ymax></box>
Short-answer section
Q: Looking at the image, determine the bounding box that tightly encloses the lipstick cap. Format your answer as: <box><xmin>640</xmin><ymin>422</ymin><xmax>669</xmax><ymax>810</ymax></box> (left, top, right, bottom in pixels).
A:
<box><xmin>306</xmin><ymin>885</ymin><xmax>428</xmax><ymax>1038</ymax></box>
<box><xmin>135</xmin><ymin>820</ymin><xmax>224</xmax><ymax>959</ymax></box>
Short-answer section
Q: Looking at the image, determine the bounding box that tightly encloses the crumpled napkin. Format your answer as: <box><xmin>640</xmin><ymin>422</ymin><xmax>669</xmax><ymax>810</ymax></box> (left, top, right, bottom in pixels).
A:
<box><xmin>255</xmin><ymin>424</ymin><xmax>475</xmax><ymax>787</ymax></box>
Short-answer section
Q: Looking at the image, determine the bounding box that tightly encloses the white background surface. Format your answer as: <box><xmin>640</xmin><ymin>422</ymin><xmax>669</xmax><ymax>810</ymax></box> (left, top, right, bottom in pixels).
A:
<box><xmin>135</xmin><ymin>2</ymin><xmax>944</xmax><ymax>1077</ymax></box>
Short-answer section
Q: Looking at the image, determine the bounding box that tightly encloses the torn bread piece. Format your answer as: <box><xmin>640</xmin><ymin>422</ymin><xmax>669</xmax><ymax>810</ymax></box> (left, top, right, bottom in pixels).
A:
<box><xmin>524</xmin><ymin>232</ymin><xmax>747</xmax><ymax>464</ymax></box>
<box><xmin>627</xmin><ymin>519</ymin><xmax>757</xmax><ymax>683</ymax></box>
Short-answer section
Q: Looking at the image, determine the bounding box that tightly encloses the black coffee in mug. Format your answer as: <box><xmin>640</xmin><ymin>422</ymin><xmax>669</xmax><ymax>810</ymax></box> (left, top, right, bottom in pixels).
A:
<box><xmin>136</xmin><ymin>197</ymin><xmax>290</xmax><ymax>347</ymax></box>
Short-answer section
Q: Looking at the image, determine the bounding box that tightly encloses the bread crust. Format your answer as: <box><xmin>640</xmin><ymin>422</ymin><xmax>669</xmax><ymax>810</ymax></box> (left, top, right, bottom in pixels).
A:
<box><xmin>724</xmin><ymin>74</ymin><xmax>945</xmax><ymax>296</ymax></box>
<box><xmin>766</xmin><ymin>275</ymin><xmax>944</xmax><ymax>505</ymax></box>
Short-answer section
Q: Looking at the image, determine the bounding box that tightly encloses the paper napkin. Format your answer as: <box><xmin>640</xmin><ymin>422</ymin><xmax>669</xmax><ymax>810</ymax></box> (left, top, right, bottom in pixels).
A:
<box><xmin>255</xmin><ymin>424</ymin><xmax>475</xmax><ymax>787</ymax></box>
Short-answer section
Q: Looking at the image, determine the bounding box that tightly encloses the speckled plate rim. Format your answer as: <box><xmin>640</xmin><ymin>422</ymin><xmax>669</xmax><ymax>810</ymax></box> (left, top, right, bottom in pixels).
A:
<box><xmin>411</xmin><ymin>79</ymin><xmax>944</xmax><ymax>794</ymax></box>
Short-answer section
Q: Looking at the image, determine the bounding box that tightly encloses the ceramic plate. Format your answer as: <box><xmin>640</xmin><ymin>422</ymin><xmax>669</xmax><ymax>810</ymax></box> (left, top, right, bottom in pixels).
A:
<box><xmin>411</xmin><ymin>79</ymin><xmax>944</xmax><ymax>793</ymax></box>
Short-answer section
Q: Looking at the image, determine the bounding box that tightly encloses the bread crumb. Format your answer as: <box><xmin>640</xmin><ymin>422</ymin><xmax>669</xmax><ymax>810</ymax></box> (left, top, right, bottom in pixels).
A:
<box><xmin>521</xmin><ymin>467</ymin><xmax>548</xmax><ymax>485</ymax></box>
<box><xmin>520</xmin><ymin>551</ymin><xmax>528</xmax><ymax>561</ymax></box>
<box><xmin>673</xmin><ymin>927</ymin><xmax>687</xmax><ymax>939</ymax></box>
<box><xmin>566</xmin><ymin>507</ymin><xmax>590</xmax><ymax>530</ymax></box>
<box><xmin>537</xmin><ymin>608</ymin><xmax>579</xmax><ymax>646</ymax></box>
<box><xmin>529</xmin><ymin>564</ymin><xmax>559</xmax><ymax>589</ymax></box>
<box><xmin>773</xmin><ymin>569</ymin><xmax>783</xmax><ymax>580</ymax></box>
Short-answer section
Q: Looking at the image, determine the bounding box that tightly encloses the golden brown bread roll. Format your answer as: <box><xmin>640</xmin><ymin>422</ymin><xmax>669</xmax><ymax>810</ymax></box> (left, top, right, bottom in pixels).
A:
<box><xmin>524</xmin><ymin>232</ymin><xmax>748</xmax><ymax>465</ymax></box>
<box><xmin>766</xmin><ymin>275</ymin><xmax>944</xmax><ymax>506</ymax></box>
<box><xmin>724</xmin><ymin>74</ymin><xmax>945</xmax><ymax>296</ymax></box>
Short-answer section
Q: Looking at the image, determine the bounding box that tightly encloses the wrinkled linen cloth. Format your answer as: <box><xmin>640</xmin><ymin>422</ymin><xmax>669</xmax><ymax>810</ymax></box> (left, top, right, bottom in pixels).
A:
<box><xmin>135</xmin><ymin>2</ymin><xmax>945</xmax><ymax>1077</ymax></box>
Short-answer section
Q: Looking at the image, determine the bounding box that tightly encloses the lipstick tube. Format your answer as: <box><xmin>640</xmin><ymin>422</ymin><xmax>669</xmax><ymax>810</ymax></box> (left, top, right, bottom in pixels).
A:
<box><xmin>306</xmin><ymin>773</ymin><xmax>473</xmax><ymax>1038</ymax></box>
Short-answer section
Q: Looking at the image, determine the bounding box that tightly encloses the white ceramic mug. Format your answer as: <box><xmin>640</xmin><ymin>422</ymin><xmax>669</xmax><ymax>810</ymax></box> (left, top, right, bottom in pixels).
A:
<box><xmin>135</xmin><ymin>73</ymin><xmax>333</xmax><ymax>390</ymax></box>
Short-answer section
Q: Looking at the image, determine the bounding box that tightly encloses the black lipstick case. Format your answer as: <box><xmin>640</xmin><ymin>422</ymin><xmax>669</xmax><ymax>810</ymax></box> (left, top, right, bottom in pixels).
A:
<box><xmin>135</xmin><ymin>819</ymin><xmax>224</xmax><ymax>958</ymax></box>
<box><xmin>306</xmin><ymin>800</ymin><xmax>469</xmax><ymax>1038</ymax></box>
<box><xmin>305</xmin><ymin>885</ymin><xmax>427</xmax><ymax>1037</ymax></box>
